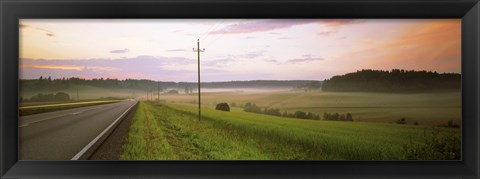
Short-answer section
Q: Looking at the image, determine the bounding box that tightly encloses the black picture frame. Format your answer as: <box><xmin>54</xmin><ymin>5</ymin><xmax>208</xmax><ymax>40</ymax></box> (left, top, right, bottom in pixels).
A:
<box><xmin>1</xmin><ymin>0</ymin><xmax>479</xmax><ymax>178</ymax></box>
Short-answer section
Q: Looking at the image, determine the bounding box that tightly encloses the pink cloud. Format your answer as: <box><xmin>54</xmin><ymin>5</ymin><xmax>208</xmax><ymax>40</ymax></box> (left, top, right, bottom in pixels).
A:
<box><xmin>210</xmin><ymin>19</ymin><xmax>359</xmax><ymax>35</ymax></box>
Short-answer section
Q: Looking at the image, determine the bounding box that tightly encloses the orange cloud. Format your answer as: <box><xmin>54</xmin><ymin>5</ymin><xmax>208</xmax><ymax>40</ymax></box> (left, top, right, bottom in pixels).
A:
<box><xmin>21</xmin><ymin>64</ymin><xmax>83</xmax><ymax>71</ymax></box>
<box><xmin>335</xmin><ymin>20</ymin><xmax>461</xmax><ymax>73</ymax></box>
<box><xmin>20</xmin><ymin>64</ymin><xmax>120</xmax><ymax>72</ymax></box>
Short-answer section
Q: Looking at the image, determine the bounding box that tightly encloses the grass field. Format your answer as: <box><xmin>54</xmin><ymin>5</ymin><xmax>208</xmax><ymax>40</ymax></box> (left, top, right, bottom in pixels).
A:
<box><xmin>120</xmin><ymin>101</ymin><xmax>460</xmax><ymax>160</ymax></box>
<box><xmin>152</xmin><ymin>90</ymin><xmax>461</xmax><ymax>126</ymax></box>
<box><xmin>21</xmin><ymin>85</ymin><xmax>460</xmax><ymax>126</ymax></box>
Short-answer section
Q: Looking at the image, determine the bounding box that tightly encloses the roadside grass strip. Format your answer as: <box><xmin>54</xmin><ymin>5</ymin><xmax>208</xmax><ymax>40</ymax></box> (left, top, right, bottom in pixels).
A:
<box><xmin>121</xmin><ymin>101</ymin><xmax>460</xmax><ymax>160</ymax></box>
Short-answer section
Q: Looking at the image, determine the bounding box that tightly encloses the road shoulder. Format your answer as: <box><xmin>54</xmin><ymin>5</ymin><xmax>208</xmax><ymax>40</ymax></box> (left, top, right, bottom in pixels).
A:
<box><xmin>89</xmin><ymin>103</ymin><xmax>138</xmax><ymax>160</ymax></box>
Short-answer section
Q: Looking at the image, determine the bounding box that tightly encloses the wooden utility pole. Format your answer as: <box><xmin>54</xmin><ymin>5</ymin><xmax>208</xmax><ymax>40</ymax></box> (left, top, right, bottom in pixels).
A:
<box><xmin>193</xmin><ymin>39</ymin><xmax>205</xmax><ymax>121</ymax></box>
<box><xmin>157</xmin><ymin>81</ymin><xmax>160</xmax><ymax>104</ymax></box>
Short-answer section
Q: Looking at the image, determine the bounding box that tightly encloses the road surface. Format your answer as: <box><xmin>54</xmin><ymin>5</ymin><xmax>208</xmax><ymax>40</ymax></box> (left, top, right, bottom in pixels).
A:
<box><xmin>20</xmin><ymin>99</ymin><xmax>127</xmax><ymax>109</ymax></box>
<box><xmin>19</xmin><ymin>99</ymin><xmax>137</xmax><ymax>160</ymax></box>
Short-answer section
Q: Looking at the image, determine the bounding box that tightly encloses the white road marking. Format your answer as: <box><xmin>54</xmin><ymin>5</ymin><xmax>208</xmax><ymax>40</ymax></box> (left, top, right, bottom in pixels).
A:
<box><xmin>19</xmin><ymin>106</ymin><xmax>109</xmax><ymax>127</ymax></box>
<box><xmin>71</xmin><ymin>100</ymin><xmax>138</xmax><ymax>160</ymax></box>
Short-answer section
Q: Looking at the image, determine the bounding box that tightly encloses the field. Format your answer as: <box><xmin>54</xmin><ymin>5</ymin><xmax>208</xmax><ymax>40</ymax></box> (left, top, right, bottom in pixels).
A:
<box><xmin>20</xmin><ymin>84</ymin><xmax>461</xmax><ymax>126</ymax></box>
<box><xmin>120</xmin><ymin>101</ymin><xmax>460</xmax><ymax>160</ymax></box>
<box><xmin>153</xmin><ymin>90</ymin><xmax>461</xmax><ymax>126</ymax></box>
<box><xmin>20</xmin><ymin>84</ymin><xmax>461</xmax><ymax>160</ymax></box>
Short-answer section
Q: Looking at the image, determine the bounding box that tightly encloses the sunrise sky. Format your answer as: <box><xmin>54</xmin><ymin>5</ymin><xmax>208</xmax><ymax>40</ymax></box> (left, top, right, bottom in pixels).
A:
<box><xmin>19</xmin><ymin>19</ymin><xmax>461</xmax><ymax>82</ymax></box>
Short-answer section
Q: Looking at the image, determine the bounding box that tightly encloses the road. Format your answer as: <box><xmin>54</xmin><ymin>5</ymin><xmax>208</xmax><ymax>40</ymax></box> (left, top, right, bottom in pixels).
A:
<box><xmin>19</xmin><ymin>99</ymin><xmax>138</xmax><ymax>160</ymax></box>
<box><xmin>20</xmin><ymin>99</ymin><xmax>127</xmax><ymax>109</ymax></box>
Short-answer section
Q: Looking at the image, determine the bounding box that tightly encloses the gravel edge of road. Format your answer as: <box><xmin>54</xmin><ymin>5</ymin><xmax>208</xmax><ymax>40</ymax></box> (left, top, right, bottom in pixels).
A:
<box><xmin>88</xmin><ymin>103</ymin><xmax>138</xmax><ymax>160</ymax></box>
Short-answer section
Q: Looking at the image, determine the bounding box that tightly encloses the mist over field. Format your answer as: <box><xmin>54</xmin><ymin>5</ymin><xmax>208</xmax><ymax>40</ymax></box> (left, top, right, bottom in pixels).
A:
<box><xmin>19</xmin><ymin>19</ymin><xmax>462</xmax><ymax>160</ymax></box>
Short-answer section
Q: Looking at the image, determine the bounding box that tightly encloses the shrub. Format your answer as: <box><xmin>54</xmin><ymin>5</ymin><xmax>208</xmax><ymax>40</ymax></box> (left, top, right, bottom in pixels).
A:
<box><xmin>30</xmin><ymin>92</ymin><xmax>70</xmax><ymax>102</ymax></box>
<box><xmin>403</xmin><ymin>127</ymin><xmax>461</xmax><ymax>160</ymax></box>
<box><xmin>396</xmin><ymin>118</ymin><xmax>407</xmax><ymax>124</ymax></box>
<box><xmin>323</xmin><ymin>112</ymin><xmax>353</xmax><ymax>121</ymax></box>
<box><xmin>54</xmin><ymin>92</ymin><xmax>70</xmax><ymax>101</ymax></box>
<box><xmin>294</xmin><ymin>111</ymin><xmax>307</xmax><ymax>119</ymax></box>
<box><xmin>166</xmin><ymin>90</ymin><xmax>179</xmax><ymax>94</ymax></box>
<box><xmin>215</xmin><ymin>102</ymin><xmax>230</xmax><ymax>112</ymax></box>
<box><xmin>446</xmin><ymin>120</ymin><xmax>460</xmax><ymax>128</ymax></box>
<box><xmin>346</xmin><ymin>113</ymin><xmax>353</xmax><ymax>121</ymax></box>
<box><xmin>244</xmin><ymin>102</ymin><xmax>262</xmax><ymax>113</ymax></box>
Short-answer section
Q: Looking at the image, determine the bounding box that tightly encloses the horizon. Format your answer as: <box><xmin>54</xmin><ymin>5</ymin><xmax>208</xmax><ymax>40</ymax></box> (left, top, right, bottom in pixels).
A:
<box><xmin>19</xmin><ymin>68</ymin><xmax>461</xmax><ymax>83</ymax></box>
<box><xmin>20</xmin><ymin>19</ymin><xmax>461</xmax><ymax>82</ymax></box>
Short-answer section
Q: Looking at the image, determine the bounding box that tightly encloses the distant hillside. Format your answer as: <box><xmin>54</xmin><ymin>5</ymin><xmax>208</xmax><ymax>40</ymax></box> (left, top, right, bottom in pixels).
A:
<box><xmin>19</xmin><ymin>77</ymin><xmax>320</xmax><ymax>91</ymax></box>
<box><xmin>322</xmin><ymin>69</ymin><xmax>461</xmax><ymax>92</ymax></box>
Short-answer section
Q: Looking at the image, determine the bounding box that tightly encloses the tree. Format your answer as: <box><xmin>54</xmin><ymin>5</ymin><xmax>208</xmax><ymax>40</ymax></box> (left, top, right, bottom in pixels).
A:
<box><xmin>396</xmin><ymin>118</ymin><xmax>407</xmax><ymax>124</ymax></box>
<box><xmin>346</xmin><ymin>113</ymin><xmax>353</xmax><ymax>121</ymax></box>
<box><xmin>333</xmin><ymin>113</ymin><xmax>340</xmax><ymax>120</ymax></box>
<box><xmin>216</xmin><ymin>102</ymin><xmax>230</xmax><ymax>112</ymax></box>
<box><xmin>294</xmin><ymin>111</ymin><xmax>307</xmax><ymax>119</ymax></box>
<box><xmin>54</xmin><ymin>92</ymin><xmax>70</xmax><ymax>101</ymax></box>
<box><xmin>166</xmin><ymin>90</ymin><xmax>179</xmax><ymax>94</ymax></box>
<box><xmin>244</xmin><ymin>102</ymin><xmax>262</xmax><ymax>113</ymax></box>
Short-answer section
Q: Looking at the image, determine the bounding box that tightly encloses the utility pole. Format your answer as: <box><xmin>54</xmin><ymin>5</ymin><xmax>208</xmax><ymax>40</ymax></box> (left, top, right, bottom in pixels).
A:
<box><xmin>148</xmin><ymin>89</ymin><xmax>151</xmax><ymax>101</ymax></box>
<box><xmin>157</xmin><ymin>81</ymin><xmax>160</xmax><ymax>104</ymax></box>
<box><xmin>193</xmin><ymin>39</ymin><xmax>205</xmax><ymax>121</ymax></box>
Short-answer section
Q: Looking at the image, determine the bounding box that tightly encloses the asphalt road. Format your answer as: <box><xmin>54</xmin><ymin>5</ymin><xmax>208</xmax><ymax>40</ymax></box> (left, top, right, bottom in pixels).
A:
<box><xmin>19</xmin><ymin>99</ymin><xmax>137</xmax><ymax>160</ymax></box>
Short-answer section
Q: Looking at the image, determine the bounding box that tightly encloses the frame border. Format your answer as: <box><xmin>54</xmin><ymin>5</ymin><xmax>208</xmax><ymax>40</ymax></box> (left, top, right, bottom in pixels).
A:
<box><xmin>1</xmin><ymin>0</ymin><xmax>479</xmax><ymax>178</ymax></box>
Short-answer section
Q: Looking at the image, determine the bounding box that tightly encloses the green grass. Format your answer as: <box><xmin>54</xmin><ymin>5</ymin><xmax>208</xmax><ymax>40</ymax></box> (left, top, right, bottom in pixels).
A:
<box><xmin>120</xmin><ymin>101</ymin><xmax>460</xmax><ymax>160</ymax></box>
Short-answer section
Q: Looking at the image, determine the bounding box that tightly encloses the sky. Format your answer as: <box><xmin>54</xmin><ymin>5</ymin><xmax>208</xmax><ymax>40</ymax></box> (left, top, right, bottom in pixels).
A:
<box><xmin>19</xmin><ymin>19</ymin><xmax>461</xmax><ymax>82</ymax></box>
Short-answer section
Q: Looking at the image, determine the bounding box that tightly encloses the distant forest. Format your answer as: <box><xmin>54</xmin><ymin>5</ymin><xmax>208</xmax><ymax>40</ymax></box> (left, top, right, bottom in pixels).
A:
<box><xmin>19</xmin><ymin>77</ymin><xmax>319</xmax><ymax>91</ymax></box>
<box><xmin>322</xmin><ymin>69</ymin><xmax>461</xmax><ymax>92</ymax></box>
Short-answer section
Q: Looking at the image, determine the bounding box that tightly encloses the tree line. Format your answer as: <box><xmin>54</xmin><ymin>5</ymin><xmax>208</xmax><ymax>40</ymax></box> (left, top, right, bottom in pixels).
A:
<box><xmin>243</xmin><ymin>102</ymin><xmax>353</xmax><ymax>121</ymax></box>
<box><xmin>20</xmin><ymin>77</ymin><xmax>319</xmax><ymax>91</ymax></box>
<box><xmin>21</xmin><ymin>92</ymin><xmax>71</xmax><ymax>102</ymax></box>
<box><xmin>322</xmin><ymin>69</ymin><xmax>461</xmax><ymax>92</ymax></box>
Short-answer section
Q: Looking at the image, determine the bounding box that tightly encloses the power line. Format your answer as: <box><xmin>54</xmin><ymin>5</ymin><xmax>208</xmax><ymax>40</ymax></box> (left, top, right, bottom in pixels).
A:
<box><xmin>199</xmin><ymin>20</ymin><xmax>218</xmax><ymax>41</ymax></box>
<box><xmin>205</xmin><ymin>30</ymin><xmax>225</xmax><ymax>48</ymax></box>
<box><xmin>204</xmin><ymin>20</ymin><xmax>227</xmax><ymax>48</ymax></box>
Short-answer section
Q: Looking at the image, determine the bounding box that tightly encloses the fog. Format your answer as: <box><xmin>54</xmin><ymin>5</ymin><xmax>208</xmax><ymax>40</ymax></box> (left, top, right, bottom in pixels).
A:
<box><xmin>175</xmin><ymin>87</ymin><xmax>294</xmax><ymax>93</ymax></box>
